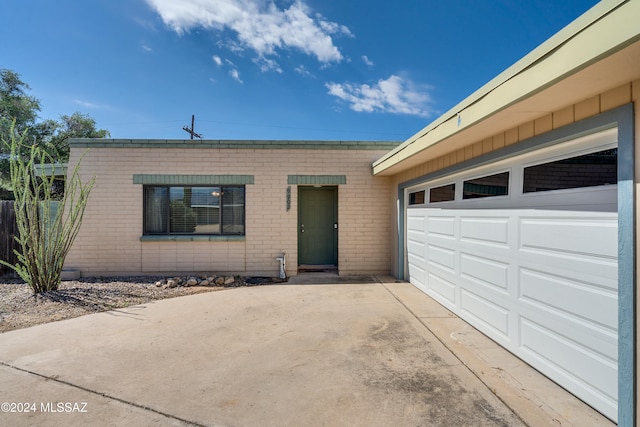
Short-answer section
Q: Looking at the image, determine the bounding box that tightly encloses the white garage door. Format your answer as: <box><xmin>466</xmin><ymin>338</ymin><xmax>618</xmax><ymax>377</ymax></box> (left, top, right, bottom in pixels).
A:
<box><xmin>406</xmin><ymin>128</ymin><xmax>618</xmax><ymax>421</ymax></box>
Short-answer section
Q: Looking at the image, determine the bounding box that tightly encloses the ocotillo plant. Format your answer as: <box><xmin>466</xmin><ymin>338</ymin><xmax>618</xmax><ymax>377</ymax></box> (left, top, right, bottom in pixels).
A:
<box><xmin>0</xmin><ymin>125</ymin><xmax>94</xmax><ymax>293</ymax></box>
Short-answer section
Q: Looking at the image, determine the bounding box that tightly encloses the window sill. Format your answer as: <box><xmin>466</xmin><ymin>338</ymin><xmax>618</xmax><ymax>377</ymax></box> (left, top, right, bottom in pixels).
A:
<box><xmin>140</xmin><ymin>235</ymin><xmax>245</xmax><ymax>242</ymax></box>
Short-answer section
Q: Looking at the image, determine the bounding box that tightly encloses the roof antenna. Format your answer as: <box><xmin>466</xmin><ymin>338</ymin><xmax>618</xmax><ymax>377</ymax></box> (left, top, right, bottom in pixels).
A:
<box><xmin>182</xmin><ymin>114</ymin><xmax>203</xmax><ymax>140</ymax></box>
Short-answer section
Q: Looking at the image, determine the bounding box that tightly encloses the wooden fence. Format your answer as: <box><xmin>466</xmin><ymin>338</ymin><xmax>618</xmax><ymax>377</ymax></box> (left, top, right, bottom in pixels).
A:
<box><xmin>0</xmin><ymin>201</ymin><xmax>18</xmax><ymax>276</ymax></box>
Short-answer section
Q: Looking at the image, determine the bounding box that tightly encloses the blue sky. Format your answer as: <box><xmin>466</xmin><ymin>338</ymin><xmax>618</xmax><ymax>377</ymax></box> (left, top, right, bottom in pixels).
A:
<box><xmin>1</xmin><ymin>0</ymin><xmax>599</xmax><ymax>141</ymax></box>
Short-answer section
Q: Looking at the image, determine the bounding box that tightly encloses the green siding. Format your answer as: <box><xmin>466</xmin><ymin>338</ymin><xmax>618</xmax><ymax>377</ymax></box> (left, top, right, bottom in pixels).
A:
<box><xmin>288</xmin><ymin>175</ymin><xmax>346</xmax><ymax>185</ymax></box>
<box><xmin>133</xmin><ymin>174</ymin><xmax>254</xmax><ymax>185</ymax></box>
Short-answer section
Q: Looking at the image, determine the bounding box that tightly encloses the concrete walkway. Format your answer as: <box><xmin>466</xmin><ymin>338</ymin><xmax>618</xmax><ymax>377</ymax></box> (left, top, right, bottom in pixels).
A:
<box><xmin>0</xmin><ymin>278</ymin><xmax>613</xmax><ymax>426</ymax></box>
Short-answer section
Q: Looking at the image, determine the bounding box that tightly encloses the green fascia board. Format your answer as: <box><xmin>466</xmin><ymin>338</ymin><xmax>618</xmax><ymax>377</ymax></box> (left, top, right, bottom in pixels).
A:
<box><xmin>288</xmin><ymin>175</ymin><xmax>346</xmax><ymax>185</ymax></box>
<box><xmin>34</xmin><ymin>163</ymin><xmax>67</xmax><ymax>177</ymax></box>
<box><xmin>69</xmin><ymin>138</ymin><xmax>400</xmax><ymax>151</ymax></box>
<box><xmin>133</xmin><ymin>174</ymin><xmax>254</xmax><ymax>185</ymax></box>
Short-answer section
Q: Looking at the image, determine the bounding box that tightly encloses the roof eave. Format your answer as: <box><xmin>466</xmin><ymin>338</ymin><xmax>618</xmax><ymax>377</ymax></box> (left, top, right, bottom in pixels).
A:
<box><xmin>373</xmin><ymin>0</ymin><xmax>638</xmax><ymax>176</ymax></box>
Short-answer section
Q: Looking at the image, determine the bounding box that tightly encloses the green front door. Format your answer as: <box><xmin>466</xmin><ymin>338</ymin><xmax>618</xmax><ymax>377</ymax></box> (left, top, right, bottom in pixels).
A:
<box><xmin>298</xmin><ymin>187</ymin><xmax>338</xmax><ymax>266</ymax></box>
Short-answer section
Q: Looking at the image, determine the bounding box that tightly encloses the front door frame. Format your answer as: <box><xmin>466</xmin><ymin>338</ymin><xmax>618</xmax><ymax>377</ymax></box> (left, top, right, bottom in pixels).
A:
<box><xmin>297</xmin><ymin>186</ymin><xmax>338</xmax><ymax>269</ymax></box>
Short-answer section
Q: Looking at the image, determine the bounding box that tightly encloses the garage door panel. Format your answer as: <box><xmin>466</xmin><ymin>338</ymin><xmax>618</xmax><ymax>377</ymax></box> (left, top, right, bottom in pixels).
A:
<box><xmin>519</xmin><ymin>317</ymin><xmax>618</xmax><ymax>408</ymax></box>
<box><xmin>407</xmin><ymin>234</ymin><xmax>425</xmax><ymax>254</ymax></box>
<box><xmin>427</xmin><ymin>244</ymin><xmax>456</xmax><ymax>272</ymax></box>
<box><xmin>519</xmin><ymin>301</ymin><xmax>618</xmax><ymax>363</ymax></box>
<box><xmin>408</xmin><ymin>210</ymin><xmax>429</xmax><ymax>292</ymax></box>
<box><xmin>460</xmin><ymin>252</ymin><xmax>510</xmax><ymax>293</ymax></box>
<box><xmin>460</xmin><ymin>216</ymin><xmax>510</xmax><ymax>246</ymax></box>
<box><xmin>407</xmin><ymin>208</ymin><xmax>618</xmax><ymax>420</ymax></box>
<box><xmin>519</xmin><ymin>267</ymin><xmax>617</xmax><ymax>331</ymax></box>
<box><xmin>519</xmin><ymin>216</ymin><xmax>617</xmax><ymax>259</ymax></box>
<box><xmin>427</xmin><ymin>271</ymin><xmax>457</xmax><ymax>308</ymax></box>
<box><xmin>407</xmin><ymin>211</ymin><xmax>426</xmax><ymax>224</ymax></box>
<box><xmin>407</xmin><ymin>253</ymin><xmax>426</xmax><ymax>289</ymax></box>
<box><xmin>426</xmin><ymin>215</ymin><xmax>455</xmax><ymax>238</ymax></box>
<box><xmin>518</xmin><ymin>252</ymin><xmax>618</xmax><ymax>291</ymax></box>
<box><xmin>461</xmin><ymin>288</ymin><xmax>510</xmax><ymax>338</ymax></box>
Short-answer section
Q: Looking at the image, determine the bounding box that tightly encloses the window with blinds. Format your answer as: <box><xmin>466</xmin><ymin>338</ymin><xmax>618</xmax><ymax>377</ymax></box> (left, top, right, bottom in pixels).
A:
<box><xmin>143</xmin><ymin>186</ymin><xmax>245</xmax><ymax>235</ymax></box>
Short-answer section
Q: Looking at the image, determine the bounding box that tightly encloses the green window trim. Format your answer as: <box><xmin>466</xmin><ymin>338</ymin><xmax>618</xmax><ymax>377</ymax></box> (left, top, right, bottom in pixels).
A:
<box><xmin>133</xmin><ymin>174</ymin><xmax>254</xmax><ymax>185</ymax></box>
<box><xmin>287</xmin><ymin>175</ymin><xmax>346</xmax><ymax>185</ymax></box>
<box><xmin>140</xmin><ymin>235</ymin><xmax>245</xmax><ymax>242</ymax></box>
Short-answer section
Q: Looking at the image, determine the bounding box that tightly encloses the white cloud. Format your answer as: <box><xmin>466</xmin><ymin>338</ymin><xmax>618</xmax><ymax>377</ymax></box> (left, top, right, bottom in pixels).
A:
<box><xmin>73</xmin><ymin>99</ymin><xmax>111</xmax><ymax>110</ymax></box>
<box><xmin>212</xmin><ymin>55</ymin><xmax>223</xmax><ymax>66</ymax></box>
<box><xmin>142</xmin><ymin>44</ymin><xmax>153</xmax><ymax>52</ymax></box>
<box><xmin>317</xmin><ymin>16</ymin><xmax>351</xmax><ymax>37</ymax></box>
<box><xmin>145</xmin><ymin>0</ymin><xmax>349</xmax><ymax>65</ymax></box>
<box><xmin>326</xmin><ymin>75</ymin><xmax>434</xmax><ymax>117</ymax></box>
<box><xmin>362</xmin><ymin>55</ymin><xmax>373</xmax><ymax>67</ymax></box>
<box><xmin>229</xmin><ymin>69</ymin><xmax>243</xmax><ymax>83</ymax></box>
<box><xmin>294</xmin><ymin>64</ymin><xmax>313</xmax><ymax>77</ymax></box>
<box><xmin>253</xmin><ymin>56</ymin><xmax>282</xmax><ymax>73</ymax></box>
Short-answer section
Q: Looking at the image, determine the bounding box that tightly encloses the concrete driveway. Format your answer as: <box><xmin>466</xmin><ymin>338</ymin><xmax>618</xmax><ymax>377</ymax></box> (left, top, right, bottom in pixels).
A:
<box><xmin>0</xmin><ymin>278</ymin><xmax>612</xmax><ymax>427</ymax></box>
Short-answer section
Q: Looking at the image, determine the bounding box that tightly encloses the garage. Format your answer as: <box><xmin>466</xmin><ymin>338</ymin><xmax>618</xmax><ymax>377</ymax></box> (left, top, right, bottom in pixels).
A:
<box><xmin>405</xmin><ymin>127</ymin><xmax>619</xmax><ymax>420</ymax></box>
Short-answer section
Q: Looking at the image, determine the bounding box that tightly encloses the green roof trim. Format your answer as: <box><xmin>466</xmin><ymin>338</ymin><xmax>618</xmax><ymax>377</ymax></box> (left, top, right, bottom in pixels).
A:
<box><xmin>34</xmin><ymin>163</ymin><xmax>67</xmax><ymax>177</ymax></box>
<box><xmin>69</xmin><ymin>139</ymin><xmax>400</xmax><ymax>150</ymax></box>
<box><xmin>287</xmin><ymin>175</ymin><xmax>346</xmax><ymax>185</ymax></box>
<box><xmin>133</xmin><ymin>174</ymin><xmax>254</xmax><ymax>185</ymax></box>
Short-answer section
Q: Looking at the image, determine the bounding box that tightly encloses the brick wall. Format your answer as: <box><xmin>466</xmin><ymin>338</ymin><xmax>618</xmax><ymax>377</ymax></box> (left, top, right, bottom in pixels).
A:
<box><xmin>66</xmin><ymin>144</ymin><xmax>393</xmax><ymax>277</ymax></box>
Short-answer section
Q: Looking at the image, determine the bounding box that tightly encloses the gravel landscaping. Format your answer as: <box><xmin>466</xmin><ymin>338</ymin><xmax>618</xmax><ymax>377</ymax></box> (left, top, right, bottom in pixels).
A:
<box><xmin>0</xmin><ymin>275</ymin><xmax>283</xmax><ymax>333</ymax></box>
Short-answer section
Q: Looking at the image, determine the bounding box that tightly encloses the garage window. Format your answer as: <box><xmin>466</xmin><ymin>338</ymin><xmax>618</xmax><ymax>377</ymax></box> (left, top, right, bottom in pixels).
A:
<box><xmin>523</xmin><ymin>148</ymin><xmax>617</xmax><ymax>193</ymax></box>
<box><xmin>409</xmin><ymin>190</ymin><xmax>426</xmax><ymax>205</ymax></box>
<box><xmin>429</xmin><ymin>183</ymin><xmax>455</xmax><ymax>203</ymax></box>
<box><xmin>463</xmin><ymin>172</ymin><xmax>509</xmax><ymax>199</ymax></box>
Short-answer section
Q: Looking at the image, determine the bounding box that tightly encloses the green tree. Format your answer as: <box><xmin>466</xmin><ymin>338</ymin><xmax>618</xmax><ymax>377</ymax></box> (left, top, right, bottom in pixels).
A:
<box><xmin>48</xmin><ymin>112</ymin><xmax>110</xmax><ymax>161</ymax></box>
<box><xmin>0</xmin><ymin>69</ymin><xmax>40</xmax><ymax>135</ymax></box>
<box><xmin>0</xmin><ymin>124</ymin><xmax>94</xmax><ymax>293</ymax></box>
<box><xmin>0</xmin><ymin>69</ymin><xmax>109</xmax><ymax>199</ymax></box>
<box><xmin>0</xmin><ymin>69</ymin><xmax>41</xmax><ymax>198</ymax></box>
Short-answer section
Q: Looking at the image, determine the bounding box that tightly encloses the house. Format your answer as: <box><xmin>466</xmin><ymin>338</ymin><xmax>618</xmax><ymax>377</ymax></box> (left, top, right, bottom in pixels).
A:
<box><xmin>66</xmin><ymin>0</ymin><xmax>639</xmax><ymax>424</ymax></box>
<box><xmin>65</xmin><ymin>140</ymin><xmax>400</xmax><ymax>277</ymax></box>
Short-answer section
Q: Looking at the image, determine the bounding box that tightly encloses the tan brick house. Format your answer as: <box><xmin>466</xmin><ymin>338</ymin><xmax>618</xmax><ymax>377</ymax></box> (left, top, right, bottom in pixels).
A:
<box><xmin>65</xmin><ymin>140</ymin><xmax>399</xmax><ymax>277</ymax></box>
<box><xmin>65</xmin><ymin>0</ymin><xmax>639</xmax><ymax>424</ymax></box>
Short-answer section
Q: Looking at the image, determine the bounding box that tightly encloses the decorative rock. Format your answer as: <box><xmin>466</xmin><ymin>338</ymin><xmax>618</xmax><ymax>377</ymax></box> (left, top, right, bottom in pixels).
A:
<box><xmin>224</xmin><ymin>276</ymin><xmax>235</xmax><ymax>285</ymax></box>
<box><xmin>200</xmin><ymin>280</ymin><xmax>210</xmax><ymax>286</ymax></box>
<box><xmin>155</xmin><ymin>280</ymin><xmax>164</xmax><ymax>287</ymax></box>
<box><xmin>174</xmin><ymin>277</ymin><xmax>183</xmax><ymax>285</ymax></box>
<box><xmin>166</xmin><ymin>279</ymin><xmax>177</xmax><ymax>288</ymax></box>
<box><xmin>207</xmin><ymin>276</ymin><xmax>215</xmax><ymax>282</ymax></box>
<box><xmin>215</xmin><ymin>277</ymin><xmax>225</xmax><ymax>286</ymax></box>
<box><xmin>186</xmin><ymin>278</ymin><xmax>198</xmax><ymax>287</ymax></box>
